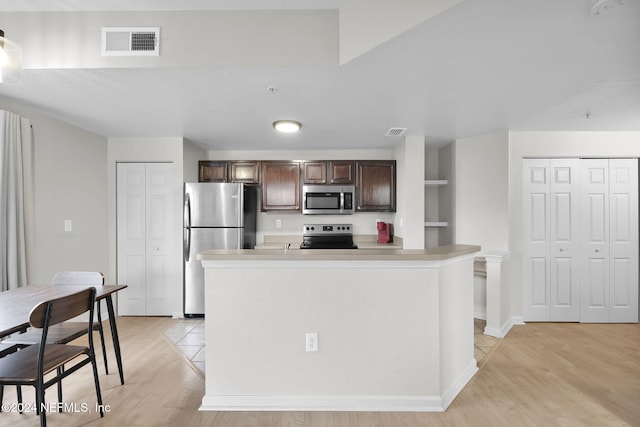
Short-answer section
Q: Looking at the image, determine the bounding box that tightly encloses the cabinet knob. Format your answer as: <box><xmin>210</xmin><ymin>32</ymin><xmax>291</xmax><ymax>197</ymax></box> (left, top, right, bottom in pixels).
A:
<box><xmin>595</xmin><ymin>249</ymin><xmax>600</xmax><ymax>253</ymax></box>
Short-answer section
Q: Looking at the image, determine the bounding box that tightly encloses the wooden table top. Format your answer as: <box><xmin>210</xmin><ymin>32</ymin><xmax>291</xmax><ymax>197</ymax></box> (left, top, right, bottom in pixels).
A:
<box><xmin>0</xmin><ymin>284</ymin><xmax>127</xmax><ymax>338</ymax></box>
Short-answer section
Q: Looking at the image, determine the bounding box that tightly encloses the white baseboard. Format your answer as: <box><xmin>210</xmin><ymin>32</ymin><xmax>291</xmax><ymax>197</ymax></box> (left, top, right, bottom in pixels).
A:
<box><xmin>484</xmin><ymin>316</ymin><xmax>524</xmax><ymax>338</ymax></box>
<box><xmin>200</xmin><ymin>360</ymin><xmax>479</xmax><ymax>413</ymax></box>
<box><xmin>474</xmin><ymin>312</ymin><xmax>487</xmax><ymax>320</ymax></box>
<box><xmin>440</xmin><ymin>359</ymin><xmax>479</xmax><ymax>410</ymax></box>
<box><xmin>200</xmin><ymin>395</ymin><xmax>445</xmax><ymax>412</ymax></box>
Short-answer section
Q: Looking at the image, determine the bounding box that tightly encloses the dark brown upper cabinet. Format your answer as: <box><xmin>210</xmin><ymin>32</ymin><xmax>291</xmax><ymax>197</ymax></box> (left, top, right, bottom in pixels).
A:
<box><xmin>230</xmin><ymin>161</ymin><xmax>260</xmax><ymax>184</ymax></box>
<box><xmin>302</xmin><ymin>161</ymin><xmax>328</xmax><ymax>184</ymax></box>
<box><xmin>329</xmin><ymin>160</ymin><xmax>355</xmax><ymax>185</ymax></box>
<box><xmin>302</xmin><ymin>160</ymin><xmax>355</xmax><ymax>185</ymax></box>
<box><xmin>261</xmin><ymin>161</ymin><xmax>301</xmax><ymax>211</ymax></box>
<box><xmin>198</xmin><ymin>161</ymin><xmax>228</xmax><ymax>182</ymax></box>
<box><xmin>355</xmin><ymin>160</ymin><xmax>396</xmax><ymax>212</ymax></box>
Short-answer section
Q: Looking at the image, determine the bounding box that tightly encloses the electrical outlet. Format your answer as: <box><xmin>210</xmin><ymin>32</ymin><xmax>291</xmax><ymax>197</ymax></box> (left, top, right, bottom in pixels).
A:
<box><xmin>305</xmin><ymin>332</ymin><xmax>318</xmax><ymax>352</ymax></box>
<box><xmin>275</xmin><ymin>219</ymin><xmax>282</xmax><ymax>229</ymax></box>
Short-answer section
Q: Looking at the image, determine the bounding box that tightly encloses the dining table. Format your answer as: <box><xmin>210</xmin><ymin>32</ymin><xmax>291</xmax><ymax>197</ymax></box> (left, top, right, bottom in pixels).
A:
<box><xmin>0</xmin><ymin>284</ymin><xmax>128</xmax><ymax>385</ymax></box>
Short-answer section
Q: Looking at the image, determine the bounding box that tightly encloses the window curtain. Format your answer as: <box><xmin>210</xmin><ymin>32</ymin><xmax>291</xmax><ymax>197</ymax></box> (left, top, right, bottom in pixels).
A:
<box><xmin>0</xmin><ymin>110</ymin><xmax>33</xmax><ymax>291</ymax></box>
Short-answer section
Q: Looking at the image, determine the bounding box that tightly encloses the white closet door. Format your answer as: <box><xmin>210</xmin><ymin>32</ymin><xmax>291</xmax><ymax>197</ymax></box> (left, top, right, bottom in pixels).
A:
<box><xmin>145</xmin><ymin>163</ymin><xmax>175</xmax><ymax>315</ymax></box>
<box><xmin>608</xmin><ymin>159</ymin><xmax>638</xmax><ymax>322</ymax></box>
<box><xmin>523</xmin><ymin>159</ymin><xmax>580</xmax><ymax>322</ymax></box>
<box><xmin>580</xmin><ymin>159</ymin><xmax>638</xmax><ymax>323</ymax></box>
<box><xmin>117</xmin><ymin>162</ymin><xmax>175</xmax><ymax>316</ymax></box>
<box><xmin>523</xmin><ymin>159</ymin><xmax>551</xmax><ymax>321</ymax></box>
<box><xmin>117</xmin><ymin>163</ymin><xmax>147</xmax><ymax>316</ymax></box>
<box><xmin>549</xmin><ymin>159</ymin><xmax>580</xmax><ymax>321</ymax></box>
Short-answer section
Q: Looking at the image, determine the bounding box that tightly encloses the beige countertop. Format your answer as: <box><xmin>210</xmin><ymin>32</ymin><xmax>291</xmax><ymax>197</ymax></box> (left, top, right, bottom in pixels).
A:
<box><xmin>199</xmin><ymin>244</ymin><xmax>480</xmax><ymax>262</ymax></box>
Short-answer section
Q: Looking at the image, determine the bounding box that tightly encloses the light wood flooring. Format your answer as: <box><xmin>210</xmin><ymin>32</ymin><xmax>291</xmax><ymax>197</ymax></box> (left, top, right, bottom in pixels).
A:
<box><xmin>1</xmin><ymin>317</ymin><xmax>639</xmax><ymax>426</ymax></box>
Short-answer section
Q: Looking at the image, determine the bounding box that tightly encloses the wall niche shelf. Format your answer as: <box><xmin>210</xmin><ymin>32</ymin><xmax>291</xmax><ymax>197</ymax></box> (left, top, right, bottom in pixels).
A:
<box><xmin>424</xmin><ymin>221</ymin><xmax>448</xmax><ymax>227</ymax></box>
<box><xmin>424</xmin><ymin>180</ymin><xmax>448</xmax><ymax>186</ymax></box>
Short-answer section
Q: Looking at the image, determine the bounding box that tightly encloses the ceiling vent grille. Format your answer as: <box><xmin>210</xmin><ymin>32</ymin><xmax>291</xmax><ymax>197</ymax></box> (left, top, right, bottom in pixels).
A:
<box><xmin>385</xmin><ymin>127</ymin><xmax>407</xmax><ymax>137</ymax></box>
<box><xmin>101</xmin><ymin>27</ymin><xmax>160</xmax><ymax>56</ymax></box>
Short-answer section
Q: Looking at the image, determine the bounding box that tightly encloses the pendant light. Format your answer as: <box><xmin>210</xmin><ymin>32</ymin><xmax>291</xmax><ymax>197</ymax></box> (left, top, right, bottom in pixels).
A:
<box><xmin>0</xmin><ymin>29</ymin><xmax>22</xmax><ymax>85</ymax></box>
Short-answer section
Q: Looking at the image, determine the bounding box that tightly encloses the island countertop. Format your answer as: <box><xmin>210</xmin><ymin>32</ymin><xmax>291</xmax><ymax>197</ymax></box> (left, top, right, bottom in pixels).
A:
<box><xmin>198</xmin><ymin>244</ymin><xmax>480</xmax><ymax>262</ymax></box>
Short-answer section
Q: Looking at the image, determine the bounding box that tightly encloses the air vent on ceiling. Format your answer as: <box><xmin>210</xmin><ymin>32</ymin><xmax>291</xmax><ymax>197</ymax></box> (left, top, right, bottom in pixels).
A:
<box><xmin>101</xmin><ymin>27</ymin><xmax>160</xmax><ymax>56</ymax></box>
<box><xmin>385</xmin><ymin>127</ymin><xmax>407</xmax><ymax>137</ymax></box>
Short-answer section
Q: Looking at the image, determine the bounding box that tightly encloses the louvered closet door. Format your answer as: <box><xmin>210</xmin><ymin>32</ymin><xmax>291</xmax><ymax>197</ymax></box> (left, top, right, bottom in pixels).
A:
<box><xmin>523</xmin><ymin>159</ymin><xmax>580</xmax><ymax>322</ymax></box>
<box><xmin>581</xmin><ymin>159</ymin><xmax>638</xmax><ymax>323</ymax></box>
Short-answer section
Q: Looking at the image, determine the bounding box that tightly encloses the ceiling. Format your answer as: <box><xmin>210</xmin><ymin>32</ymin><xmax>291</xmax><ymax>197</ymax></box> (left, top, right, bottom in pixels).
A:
<box><xmin>0</xmin><ymin>0</ymin><xmax>639</xmax><ymax>151</ymax></box>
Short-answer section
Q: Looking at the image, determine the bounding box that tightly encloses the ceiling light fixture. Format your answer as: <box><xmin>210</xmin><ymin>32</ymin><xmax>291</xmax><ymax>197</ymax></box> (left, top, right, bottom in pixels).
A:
<box><xmin>273</xmin><ymin>120</ymin><xmax>302</xmax><ymax>133</ymax></box>
<box><xmin>0</xmin><ymin>29</ymin><xmax>22</xmax><ymax>85</ymax></box>
<box><xmin>590</xmin><ymin>0</ymin><xmax>623</xmax><ymax>15</ymax></box>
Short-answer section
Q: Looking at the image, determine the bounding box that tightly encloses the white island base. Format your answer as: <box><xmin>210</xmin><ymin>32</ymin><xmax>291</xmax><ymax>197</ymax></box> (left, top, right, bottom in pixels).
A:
<box><xmin>199</xmin><ymin>245</ymin><xmax>480</xmax><ymax>412</ymax></box>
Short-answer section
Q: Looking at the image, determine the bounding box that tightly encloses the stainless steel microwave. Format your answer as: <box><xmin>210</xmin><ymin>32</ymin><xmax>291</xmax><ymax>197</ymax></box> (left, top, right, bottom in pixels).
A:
<box><xmin>302</xmin><ymin>185</ymin><xmax>355</xmax><ymax>215</ymax></box>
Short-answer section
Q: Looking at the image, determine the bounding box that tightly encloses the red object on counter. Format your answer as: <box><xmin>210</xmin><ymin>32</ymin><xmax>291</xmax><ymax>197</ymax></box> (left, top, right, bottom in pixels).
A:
<box><xmin>377</xmin><ymin>222</ymin><xmax>393</xmax><ymax>243</ymax></box>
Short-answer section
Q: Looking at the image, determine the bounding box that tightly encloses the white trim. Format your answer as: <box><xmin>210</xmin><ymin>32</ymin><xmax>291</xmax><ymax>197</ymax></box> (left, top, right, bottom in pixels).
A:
<box><xmin>484</xmin><ymin>316</ymin><xmax>523</xmax><ymax>338</ymax></box>
<box><xmin>199</xmin><ymin>359</ymin><xmax>478</xmax><ymax>413</ymax></box>
<box><xmin>440</xmin><ymin>359</ymin><xmax>479</xmax><ymax>410</ymax></box>
<box><xmin>200</xmin><ymin>395</ymin><xmax>445</xmax><ymax>412</ymax></box>
<box><xmin>474</xmin><ymin>312</ymin><xmax>487</xmax><ymax>320</ymax></box>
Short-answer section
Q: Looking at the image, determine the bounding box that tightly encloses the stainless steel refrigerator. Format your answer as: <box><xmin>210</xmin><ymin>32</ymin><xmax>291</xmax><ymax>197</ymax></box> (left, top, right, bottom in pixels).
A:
<box><xmin>183</xmin><ymin>182</ymin><xmax>257</xmax><ymax>316</ymax></box>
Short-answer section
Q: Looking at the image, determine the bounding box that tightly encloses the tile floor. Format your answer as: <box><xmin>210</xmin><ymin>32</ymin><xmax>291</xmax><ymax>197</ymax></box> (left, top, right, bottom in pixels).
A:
<box><xmin>164</xmin><ymin>318</ymin><xmax>206</xmax><ymax>375</ymax></box>
<box><xmin>165</xmin><ymin>317</ymin><xmax>499</xmax><ymax>377</ymax></box>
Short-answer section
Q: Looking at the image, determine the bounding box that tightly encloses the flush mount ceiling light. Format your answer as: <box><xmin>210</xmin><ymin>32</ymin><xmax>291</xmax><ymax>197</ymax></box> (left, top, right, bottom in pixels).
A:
<box><xmin>273</xmin><ymin>120</ymin><xmax>302</xmax><ymax>133</ymax></box>
<box><xmin>590</xmin><ymin>0</ymin><xmax>623</xmax><ymax>15</ymax></box>
<box><xmin>0</xmin><ymin>29</ymin><xmax>22</xmax><ymax>85</ymax></box>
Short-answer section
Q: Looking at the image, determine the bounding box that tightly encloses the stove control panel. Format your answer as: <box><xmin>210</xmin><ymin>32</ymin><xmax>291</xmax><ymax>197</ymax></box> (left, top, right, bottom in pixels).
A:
<box><xmin>303</xmin><ymin>224</ymin><xmax>353</xmax><ymax>236</ymax></box>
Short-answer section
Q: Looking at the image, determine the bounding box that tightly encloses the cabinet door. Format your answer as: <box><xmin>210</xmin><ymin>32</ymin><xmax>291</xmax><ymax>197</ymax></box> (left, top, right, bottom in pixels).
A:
<box><xmin>355</xmin><ymin>160</ymin><xmax>396</xmax><ymax>211</ymax></box>
<box><xmin>302</xmin><ymin>161</ymin><xmax>327</xmax><ymax>184</ymax></box>
<box><xmin>261</xmin><ymin>161</ymin><xmax>301</xmax><ymax>211</ymax></box>
<box><xmin>329</xmin><ymin>160</ymin><xmax>355</xmax><ymax>184</ymax></box>
<box><xmin>230</xmin><ymin>161</ymin><xmax>260</xmax><ymax>183</ymax></box>
<box><xmin>199</xmin><ymin>161</ymin><xmax>228</xmax><ymax>182</ymax></box>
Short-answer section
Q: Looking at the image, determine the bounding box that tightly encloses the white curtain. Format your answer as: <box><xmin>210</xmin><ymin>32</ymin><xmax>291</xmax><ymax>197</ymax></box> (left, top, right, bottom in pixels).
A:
<box><xmin>0</xmin><ymin>110</ymin><xmax>33</xmax><ymax>291</ymax></box>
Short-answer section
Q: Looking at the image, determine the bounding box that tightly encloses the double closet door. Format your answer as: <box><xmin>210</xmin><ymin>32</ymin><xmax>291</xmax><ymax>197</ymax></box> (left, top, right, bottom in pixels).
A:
<box><xmin>117</xmin><ymin>162</ymin><xmax>176</xmax><ymax>316</ymax></box>
<box><xmin>523</xmin><ymin>158</ymin><xmax>638</xmax><ymax>323</ymax></box>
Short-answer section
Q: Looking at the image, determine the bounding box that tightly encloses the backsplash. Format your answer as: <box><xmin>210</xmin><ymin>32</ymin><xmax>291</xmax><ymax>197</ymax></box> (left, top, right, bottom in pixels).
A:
<box><xmin>256</xmin><ymin>211</ymin><xmax>396</xmax><ymax>244</ymax></box>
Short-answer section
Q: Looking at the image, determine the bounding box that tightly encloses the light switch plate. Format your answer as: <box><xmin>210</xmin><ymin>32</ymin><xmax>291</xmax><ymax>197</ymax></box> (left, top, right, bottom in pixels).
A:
<box><xmin>64</xmin><ymin>220</ymin><xmax>72</xmax><ymax>232</ymax></box>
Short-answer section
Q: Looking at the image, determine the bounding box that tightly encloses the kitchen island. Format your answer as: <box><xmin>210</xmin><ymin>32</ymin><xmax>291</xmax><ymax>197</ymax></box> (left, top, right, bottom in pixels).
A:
<box><xmin>198</xmin><ymin>244</ymin><xmax>480</xmax><ymax>412</ymax></box>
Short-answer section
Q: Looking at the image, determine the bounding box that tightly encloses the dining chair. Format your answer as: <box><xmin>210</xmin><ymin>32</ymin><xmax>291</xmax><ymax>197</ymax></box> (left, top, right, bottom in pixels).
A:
<box><xmin>0</xmin><ymin>287</ymin><xmax>104</xmax><ymax>426</ymax></box>
<box><xmin>0</xmin><ymin>343</ymin><xmax>25</xmax><ymax>412</ymax></box>
<box><xmin>4</xmin><ymin>271</ymin><xmax>109</xmax><ymax>374</ymax></box>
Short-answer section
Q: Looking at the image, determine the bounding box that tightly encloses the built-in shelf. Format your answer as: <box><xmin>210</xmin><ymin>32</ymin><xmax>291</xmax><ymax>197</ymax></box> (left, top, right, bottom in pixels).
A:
<box><xmin>424</xmin><ymin>221</ymin><xmax>448</xmax><ymax>227</ymax></box>
<box><xmin>424</xmin><ymin>180</ymin><xmax>448</xmax><ymax>186</ymax></box>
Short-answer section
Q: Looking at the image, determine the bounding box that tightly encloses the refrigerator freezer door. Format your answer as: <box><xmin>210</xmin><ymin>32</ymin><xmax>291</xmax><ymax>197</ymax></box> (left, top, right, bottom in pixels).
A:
<box><xmin>184</xmin><ymin>182</ymin><xmax>244</xmax><ymax>228</ymax></box>
<box><xmin>184</xmin><ymin>227</ymin><xmax>243</xmax><ymax>315</ymax></box>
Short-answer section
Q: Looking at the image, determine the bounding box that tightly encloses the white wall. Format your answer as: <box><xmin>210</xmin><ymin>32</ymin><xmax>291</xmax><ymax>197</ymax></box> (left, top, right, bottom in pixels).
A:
<box><xmin>206</xmin><ymin>149</ymin><xmax>398</xmax><ymax>244</ymax></box>
<box><xmin>507</xmin><ymin>131</ymin><xmax>640</xmax><ymax>319</ymax></box>
<box><xmin>453</xmin><ymin>132</ymin><xmax>509</xmax><ymax>252</ymax></box>
<box><xmin>1</xmin><ymin>10</ymin><xmax>338</xmax><ymax>69</ymax></box>
<box><xmin>107</xmin><ymin>137</ymin><xmax>186</xmax><ymax>316</ymax></box>
<box><xmin>339</xmin><ymin>0</ymin><xmax>463</xmax><ymax>63</ymax></box>
<box><xmin>393</xmin><ymin>135</ymin><xmax>425</xmax><ymax>249</ymax></box>
<box><xmin>0</xmin><ymin>98</ymin><xmax>108</xmax><ymax>284</ymax></box>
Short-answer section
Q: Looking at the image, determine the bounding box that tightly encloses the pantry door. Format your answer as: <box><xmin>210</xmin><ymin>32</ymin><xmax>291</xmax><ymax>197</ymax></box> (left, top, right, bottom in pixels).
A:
<box><xmin>117</xmin><ymin>162</ymin><xmax>175</xmax><ymax>316</ymax></box>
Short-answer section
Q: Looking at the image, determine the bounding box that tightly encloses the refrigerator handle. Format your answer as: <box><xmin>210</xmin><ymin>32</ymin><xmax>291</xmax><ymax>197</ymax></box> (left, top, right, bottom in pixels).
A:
<box><xmin>184</xmin><ymin>193</ymin><xmax>191</xmax><ymax>262</ymax></box>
